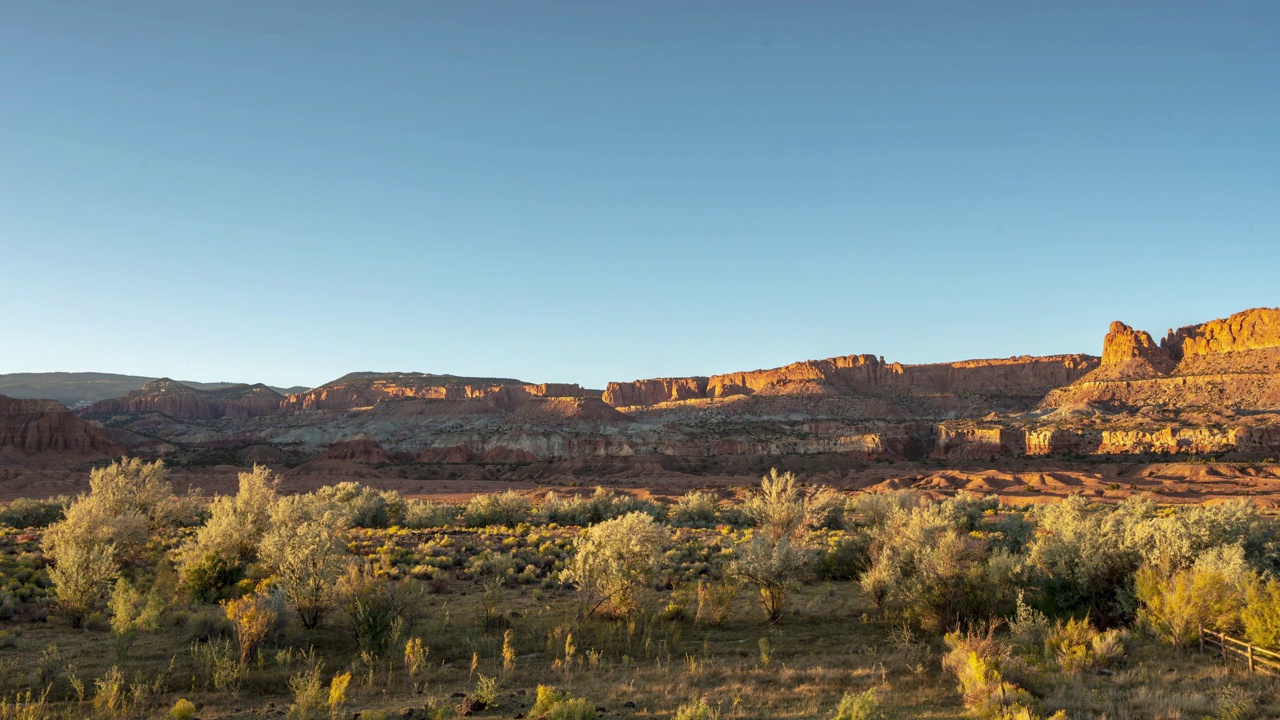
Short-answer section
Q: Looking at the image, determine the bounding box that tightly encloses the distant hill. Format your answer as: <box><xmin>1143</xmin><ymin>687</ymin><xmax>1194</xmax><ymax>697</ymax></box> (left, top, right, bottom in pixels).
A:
<box><xmin>0</xmin><ymin>372</ymin><xmax>305</xmax><ymax>408</ymax></box>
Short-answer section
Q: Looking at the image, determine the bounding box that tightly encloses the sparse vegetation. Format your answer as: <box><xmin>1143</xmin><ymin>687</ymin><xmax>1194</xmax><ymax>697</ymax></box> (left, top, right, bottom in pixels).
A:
<box><xmin>0</xmin><ymin>462</ymin><xmax>1277</xmax><ymax>718</ymax></box>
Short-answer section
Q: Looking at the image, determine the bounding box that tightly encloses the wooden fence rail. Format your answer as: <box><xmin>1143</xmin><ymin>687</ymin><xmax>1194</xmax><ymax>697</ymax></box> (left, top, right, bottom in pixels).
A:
<box><xmin>1199</xmin><ymin>626</ymin><xmax>1280</xmax><ymax>677</ymax></box>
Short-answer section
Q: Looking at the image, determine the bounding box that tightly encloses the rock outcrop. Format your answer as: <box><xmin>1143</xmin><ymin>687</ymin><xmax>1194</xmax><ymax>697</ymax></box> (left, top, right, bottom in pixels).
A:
<box><xmin>0</xmin><ymin>394</ymin><xmax>121</xmax><ymax>457</ymax></box>
<box><xmin>282</xmin><ymin>372</ymin><xmax>590</xmax><ymax>412</ymax></box>
<box><xmin>15</xmin><ymin>306</ymin><xmax>1280</xmax><ymax>476</ymax></box>
<box><xmin>325</xmin><ymin>438</ymin><xmax>412</xmax><ymax>464</ymax></box>
<box><xmin>606</xmin><ymin>354</ymin><xmax>1098</xmax><ymax>408</ymax></box>
<box><xmin>1164</xmin><ymin>308</ymin><xmax>1280</xmax><ymax>359</ymax></box>
<box><xmin>603</xmin><ymin>377</ymin><xmax>709</xmax><ymax>406</ymax></box>
<box><xmin>932</xmin><ymin>425</ymin><xmax>1027</xmax><ymax>459</ymax></box>
<box><xmin>1095</xmin><ymin>322</ymin><xmax>1176</xmax><ymax>379</ymax></box>
<box><xmin>1045</xmin><ymin>308</ymin><xmax>1280</xmax><ymax>412</ymax></box>
<box><xmin>83</xmin><ymin>379</ymin><xmax>284</xmax><ymax>419</ymax></box>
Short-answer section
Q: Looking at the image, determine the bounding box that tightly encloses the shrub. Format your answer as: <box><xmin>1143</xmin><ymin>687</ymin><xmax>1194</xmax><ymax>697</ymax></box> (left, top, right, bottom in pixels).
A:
<box><xmin>181</xmin><ymin>551</ymin><xmax>245</xmax><ymax>603</ymax></box>
<box><xmin>336</xmin><ymin>562</ymin><xmax>416</xmax><ymax>656</ymax></box>
<box><xmin>47</xmin><ymin>540</ymin><xmax>118</xmax><ymax>627</ymax></box>
<box><xmin>1043</xmin><ymin>617</ymin><xmax>1126</xmax><ymax>673</ymax></box>
<box><xmin>464</xmin><ymin>490</ymin><xmax>533</xmax><ymax>527</ymax></box>
<box><xmin>529</xmin><ymin>685</ymin><xmax>594</xmax><ymax>720</ymax></box>
<box><xmin>260</xmin><ymin>496</ymin><xmax>349</xmax><ymax>629</ymax></box>
<box><xmin>542</xmin><ymin>487</ymin><xmax>662</xmax><ymax>526</ymax></box>
<box><xmin>178</xmin><ymin>466</ymin><xmax>278</xmax><ymax>588</ymax></box>
<box><xmin>328</xmin><ymin>672</ymin><xmax>351</xmax><ymax>715</ymax></box>
<box><xmin>1136</xmin><ymin>544</ymin><xmax>1250</xmax><ymax>647</ymax></box>
<box><xmin>729</xmin><ymin>534</ymin><xmax>807</xmax><ymax>623</ymax></box>
<box><xmin>848</xmin><ymin>489</ymin><xmax>919</xmax><ymax>528</ymax></box>
<box><xmin>805</xmin><ymin>487</ymin><xmax>848</xmax><ymax>530</ymax></box>
<box><xmin>44</xmin><ymin>458</ymin><xmax>180</xmax><ymax>564</ymax></box>
<box><xmin>224</xmin><ymin>591</ymin><xmax>277</xmax><ymax>665</ymax></box>
<box><xmin>832</xmin><ymin>689</ymin><xmax>880</xmax><ymax>720</ymax></box>
<box><xmin>312</xmin><ymin>482</ymin><xmax>406</xmax><ymax>528</ymax></box>
<box><xmin>109</xmin><ymin>577</ymin><xmax>164</xmax><ymax>660</ymax></box>
<box><xmin>405</xmin><ymin>499</ymin><xmax>460</xmax><ymax>528</ymax></box>
<box><xmin>285</xmin><ymin>660</ymin><xmax>327</xmax><ymax>720</ymax></box>
<box><xmin>530</xmin><ymin>685</ymin><xmax>567</xmax><ymax>717</ymax></box>
<box><xmin>669</xmin><ymin>491</ymin><xmax>721</xmax><ymax>528</ymax></box>
<box><xmin>695</xmin><ymin>578</ymin><xmax>738</xmax><ymax>626</ymax></box>
<box><xmin>862</xmin><ymin>502</ymin><xmax>1019</xmax><ymax>631</ymax></box>
<box><xmin>673</xmin><ymin>697</ymin><xmax>719</xmax><ymax>720</ymax></box>
<box><xmin>0</xmin><ymin>496</ymin><xmax>67</xmax><ymax>529</ymax></box>
<box><xmin>43</xmin><ymin>458</ymin><xmax>179</xmax><ymax>610</ymax></box>
<box><xmin>1024</xmin><ymin>495</ymin><xmax>1150</xmax><ymax>623</ymax></box>
<box><xmin>546</xmin><ymin>698</ymin><xmax>595</xmax><ymax>720</ymax></box>
<box><xmin>942</xmin><ymin>630</ymin><xmax>1045</xmax><ymax>720</ymax></box>
<box><xmin>816</xmin><ymin>533</ymin><xmax>871</xmax><ymax>581</ymax></box>
<box><xmin>191</xmin><ymin>637</ymin><xmax>242</xmax><ymax>692</ymax></box>
<box><xmin>472</xmin><ymin>674</ymin><xmax>498</xmax><ymax>709</ymax></box>
<box><xmin>404</xmin><ymin>636</ymin><xmax>429</xmax><ymax>678</ymax></box>
<box><xmin>1243</xmin><ymin>576</ymin><xmax>1280</xmax><ymax>648</ymax></box>
<box><xmin>562</xmin><ymin>511</ymin><xmax>668</xmax><ymax>617</ymax></box>
<box><xmin>169</xmin><ymin>698</ymin><xmax>197</xmax><ymax>720</ymax></box>
<box><xmin>744</xmin><ymin>469</ymin><xmax>807</xmax><ymax>541</ymax></box>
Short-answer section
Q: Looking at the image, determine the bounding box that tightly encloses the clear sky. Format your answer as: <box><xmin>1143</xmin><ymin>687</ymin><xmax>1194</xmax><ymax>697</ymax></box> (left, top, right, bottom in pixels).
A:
<box><xmin>2</xmin><ymin>2</ymin><xmax>1277</xmax><ymax>390</ymax></box>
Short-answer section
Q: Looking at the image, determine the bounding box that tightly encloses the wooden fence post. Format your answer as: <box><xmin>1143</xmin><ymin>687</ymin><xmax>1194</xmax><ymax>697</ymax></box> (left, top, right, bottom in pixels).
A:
<box><xmin>1199</xmin><ymin>624</ymin><xmax>1204</xmax><ymax>654</ymax></box>
<box><xmin>1222</xmin><ymin>633</ymin><xmax>1228</xmax><ymax>664</ymax></box>
<box><xmin>1248</xmin><ymin>642</ymin><xmax>1255</xmax><ymax>672</ymax></box>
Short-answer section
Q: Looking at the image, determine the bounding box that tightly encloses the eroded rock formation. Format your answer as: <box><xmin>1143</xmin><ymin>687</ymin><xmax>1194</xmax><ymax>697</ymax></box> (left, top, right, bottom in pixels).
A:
<box><xmin>19</xmin><ymin>306</ymin><xmax>1280</xmax><ymax>478</ymax></box>
<box><xmin>1164</xmin><ymin>308</ymin><xmax>1280</xmax><ymax>359</ymax></box>
<box><xmin>84</xmin><ymin>379</ymin><xmax>283</xmax><ymax>419</ymax></box>
<box><xmin>0</xmin><ymin>394</ymin><xmax>121</xmax><ymax>457</ymax></box>
<box><xmin>282</xmin><ymin>373</ymin><xmax>589</xmax><ymax>412</ymax></box>
<box><xmin>606</xmin><ymin>354</ymin><xmax>1099</xmax><ymax>407</ymax></box>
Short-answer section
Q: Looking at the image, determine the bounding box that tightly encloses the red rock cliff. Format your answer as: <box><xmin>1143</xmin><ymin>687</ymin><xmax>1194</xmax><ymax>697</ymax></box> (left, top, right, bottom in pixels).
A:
<box><xmin>0</xmin><ymin>394</ymin><xmax>121</xmax><ymax>456</ymax></box>
<box><xmin>283</xmin><ymin>373</ymin><xmax>589</xmax><ymax>412</ymax></box>
<box><xmin>83</xmin><ymin>380</ymin><xmax>283</xmax><ymax>419</ymax></box>
<box><xmin>602</xmin><ymin>378</ymin><xmax>710</xmax><ymax>406</ymax></box>
<box><xmin>605</xmin><ymin>354</ymin><xmax>1098</xmax><ymax>407</ymax></box>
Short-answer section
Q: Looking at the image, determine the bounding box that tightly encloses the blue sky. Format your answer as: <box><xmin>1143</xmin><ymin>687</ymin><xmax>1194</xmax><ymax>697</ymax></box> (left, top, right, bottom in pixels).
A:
<box><xmin>2</xmin><ymin>2</ymin><xmax>1277</xmax><ymax>389</ymax></box>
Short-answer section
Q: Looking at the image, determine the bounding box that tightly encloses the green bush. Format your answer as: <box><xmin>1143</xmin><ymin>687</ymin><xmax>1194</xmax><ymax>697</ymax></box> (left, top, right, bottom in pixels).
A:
<box><xmin>0</xmin><ymin>497</ymin><xmax>67</xmax><ymax>529</ymax></box>
<box><xmin>181</xmin><ymin>552</ymin><xmax>245</xmax><ymax>603</ymax></box>
<box><xmin>464</xmin><ymin>491</ymin><xmax>533</xmax><ymax>527</ymax></box>
<box><xmin>832</xmin><ymin>689</ymin><xmax>880</xmax><ymax>720</ymax></box>
<box><xmin>861</xmin><ymin>502</ymin><xmax>1019</xmax><ymax>630</ymax></box>
<box><xmin>1244</xmin><ymin>576</ymin><xmax>1280</xmax><ymax>649</ymax></box>
<box><xmin>668</xmin><ymin>491</ymin><xmax>721</xmax><ymax>528</ymax></box>
<box><xmin>530</xmin><ymin>685</ymin><xmax>594</xmax><ymax>720</ymax></box>
<box><xmin>1136</xmin><ymin>544</ymin><xmax>1250</xmax><ymax>647</ymax></box>
<box><xmin>404</xmin><ymin>499</ymin><xmax>460</xmax><ymax>528</ymax></box>
<box><xmin>312</xmin><ymin>482</ymin><xmax>407</xmax><ymax>528</ymax></box>
<box><xmin>562</xmin><ymin>512</ymin><xmax>668</xmax><ymax>617</ymax></box>
<box><xmin>543</xmin><ymin>487</ymin><xmax>665</xmax><ymax>527</ymax></box>
<box><xmin>673</xmin><ymin>697</ymin><xmax>719</xmax><ymax>720</ymax></box>
<box><xmin>169</xmin><ymin>698</ymin><xmax>197</xmax><ymax>720</ymax></box>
